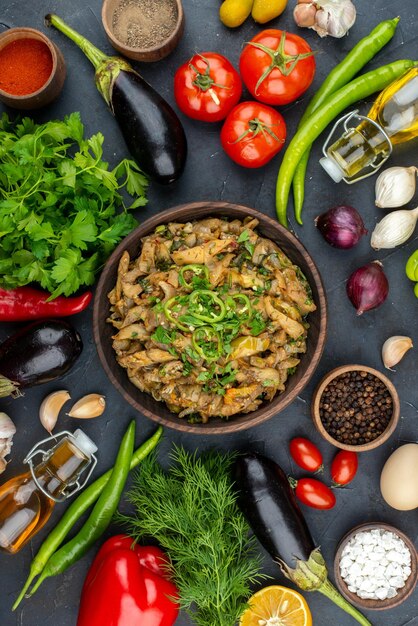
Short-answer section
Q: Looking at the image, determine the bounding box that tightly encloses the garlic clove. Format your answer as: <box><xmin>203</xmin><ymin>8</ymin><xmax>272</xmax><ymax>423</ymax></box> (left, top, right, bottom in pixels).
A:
<box><xmin>294</xmin><ymin>3</ymin><xmax>317</xmax><ymax>27</ymax></box>
<box><xmin>0</xmin><ymin>438</ymin><xmax>13</xmax><ymax>458</ymax></box>
<box><xmin>371</xmin><ymin>207</ymin><xmax>418</xmax><ymax>250</ymax></box>
<box><xmin>375</xmin><ymin>166</ymin><xmax>417</xmax><ymax>209</ymax></box>
<box><xmin>0</xmin><ymin>413</ymin><xmax>16</xmax><ymax>473</ymax></box>
<box><xmin>68</xmin><ymin>394</ymin><xmax>106</xmax><ymax>419</ymax></box>
<box><xmin>39</xmin><ymin>390</ymin><xmax>71</xmax><ymax>434</ymax></box>
<box><xmin>382</xmin><ymin>336</ymin><xmax>413</xmax><ymax>370</ymax></box>
<box><xmin>0</xmin><ymin>458</ymin><xmax>7</xmax><ymax>475</ymax></box>
<box><xmin>0</xmin><ymin>412</ymin><xmax>16</xmax><ymax>439</ymax></box>
<box><xmin>312</xmin><ymin>0</ymin><xmax>356</xmax><ymax>38</ymax></box>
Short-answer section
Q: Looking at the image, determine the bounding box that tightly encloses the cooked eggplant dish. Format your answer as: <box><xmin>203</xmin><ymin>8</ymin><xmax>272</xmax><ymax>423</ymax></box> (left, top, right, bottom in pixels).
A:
<box><xmin>107</xmin><ymin>217</ymin><xmax>316</xmax><ymax>422</ymax></box>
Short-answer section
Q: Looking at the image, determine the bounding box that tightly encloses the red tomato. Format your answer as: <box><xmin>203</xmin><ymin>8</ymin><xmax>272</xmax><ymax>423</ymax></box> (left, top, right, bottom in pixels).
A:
<box><xmin>239</xmin><ymin>29</ymin><xmax>316</xmax><ymax>106</ymax></box>
<box><xmin>174</xmin><ymin>52</ymin><xmax>242</xmax><ymax>122</ymax></box>
<box><xmin>220</xmin><ymin>102</ymin><xmax>286</xmax><ymax>168</ymax></box>
<box><xmin>289</xmin><ymin>437</ymin><xmax>323</xmax><ymax>472</ymax></box>
<box><xmin>331</xmin><ymin>451</ymin><xmax>358</xmax><ymax>486</ymax></box>
<box><xmin>294</xmin><ymin>478</ymin><xmax>336</xmax><ymax>510</ymax></box>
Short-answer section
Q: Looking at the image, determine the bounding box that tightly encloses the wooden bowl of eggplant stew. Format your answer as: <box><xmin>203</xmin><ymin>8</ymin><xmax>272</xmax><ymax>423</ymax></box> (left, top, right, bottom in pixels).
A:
<box><xmin>93</xmin><ymin>201</ymin><xmax>327</xmax><ymax>433</ymax></box>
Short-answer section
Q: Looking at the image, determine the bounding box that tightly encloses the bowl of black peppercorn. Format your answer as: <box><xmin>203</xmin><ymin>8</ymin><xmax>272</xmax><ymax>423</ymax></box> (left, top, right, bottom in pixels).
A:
<box><xmin>311</xmin><ymin>365</ymin><xmax>400</xmax><ymax>452</ymax></box>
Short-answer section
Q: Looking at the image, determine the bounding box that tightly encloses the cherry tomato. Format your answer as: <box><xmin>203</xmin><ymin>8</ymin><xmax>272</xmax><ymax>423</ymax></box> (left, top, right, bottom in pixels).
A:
<box><xmin>174</xmin><ymin>52</ymin><xmax>242</xmax><ymax>122</ymax></box>
<box><xmin>220</xmin><ymin>101</ymin><xmax>286</xmax><ymax>168</ymax></box>
<box><xmin>331</xmin><ymin>451</ymin><xmax>358</xmax><ymax>486</ymax></box>
<box><xmin>294</xmin><ymin>478</ymin><xmax>336</xmax><ymax>510</ymax></box>
<box><xmin>289</xmin><ymin>437</ymin><xmax>323</xmax><ymax>473</ymax></box>
<box><xmin>239</xmin><ymin>29</ymin><xmax>316</xmax><ymax>106</ymax></box>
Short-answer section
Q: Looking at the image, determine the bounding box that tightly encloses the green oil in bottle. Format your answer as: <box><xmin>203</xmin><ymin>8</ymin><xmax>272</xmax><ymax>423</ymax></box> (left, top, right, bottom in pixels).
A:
<box><xmin>320</xmin><ymin>68</ymin><xmax>418</xmax><ymax>182</ymax></box>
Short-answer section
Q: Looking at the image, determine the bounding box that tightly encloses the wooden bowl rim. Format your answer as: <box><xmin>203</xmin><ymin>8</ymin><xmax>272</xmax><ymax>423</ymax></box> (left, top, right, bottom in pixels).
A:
<box><xmin>101</xmin><ymin>0</ymin><xmax>184</xmax><ymax>54</ymax></box>
<box><xmin>334</xmin><ymin>521</ymin><xmax>418</xmax><ymax>610</ymax></box>
<box><xmin>93</xmin><ymin>201</ymin><xmax>327</xmax><ymax>434</ymax></box>
<box><xmin>0</xmin><ymin>27</ymin><xmax>62</xmax><ymax>99</ymax></box>
<box><xmin>311</xmin><ymin>364</ymin><xmax>400</xmax><ymax>451</ymax></box>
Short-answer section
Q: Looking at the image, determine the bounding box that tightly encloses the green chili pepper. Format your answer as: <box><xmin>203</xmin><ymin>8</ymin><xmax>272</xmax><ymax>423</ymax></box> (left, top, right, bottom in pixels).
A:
<box><xmin>292</xmin><ymin>18</ymin><xmax>399</xmax><ymax>224</ymax></box>
<box><xmin>26</xmin><ymin>421</ymin><xmax>135</xmax><ymax>597</ymax></box>
<box><xmin>13</xmin><ymin>427</ymin><xmax>162</xmax><ymax>610</ymax></box>
<box><xmin>179</xmin><ymin>264</ymin><xmax>210</xmax><ymax>289</ymax></box>
<box><xmin>406</xmin><ymin>250</ymin><xmax>418</xmax><ymax>282</ymax></box>
<box><xmin>189</xmin><ymin>289</ymin><xmax>226</xmax><ymax>323</ymax></box>
<box><xmin>164</xmin><ymin>296</ymin><xmax>191</xmax><ymax>332</ymax></box>
<box><xmin>276</xmin><ymin>58</ymin><xmax>416</xmax><ymax>227</ymax></box>
<box><xmin>192</xmin><ymin>327</ymin><xmax>223</xmax><ymax>361</ymax></box>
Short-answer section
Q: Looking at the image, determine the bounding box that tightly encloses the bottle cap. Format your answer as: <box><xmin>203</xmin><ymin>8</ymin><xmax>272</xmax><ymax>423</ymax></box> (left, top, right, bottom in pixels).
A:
<box><xmin>319</xmin><ymin>156</ymin><xmax>345</xmax><ymax>183</ymax></box>
<box><xmin>72</xmin><ymin>429</ymin><xmax>98</xmax><ymax>457</ymax></box>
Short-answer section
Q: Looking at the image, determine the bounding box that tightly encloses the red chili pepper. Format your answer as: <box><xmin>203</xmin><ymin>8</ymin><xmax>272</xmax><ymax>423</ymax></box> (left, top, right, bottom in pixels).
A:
<box><xmin>77</xmin><ymin>535</ymin><xmax>179</xmax><ymax>626</ymax></box>
<box><xmin>0</xmin><ymin>287</ymin><xmax>92</xmax><ymax>321</ymax></box>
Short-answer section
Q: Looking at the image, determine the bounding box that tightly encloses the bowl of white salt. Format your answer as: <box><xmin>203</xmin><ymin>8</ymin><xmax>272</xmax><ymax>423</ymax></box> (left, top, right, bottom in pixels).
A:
<box><xmin>102</xmin><ymin>0</ymin><xmax>184</xmax><ymax>62</ymax></box>
<box><xmin>334</xmin><ymin>522</ymin><xmax>417</xmax><ymax>610</ymax></box>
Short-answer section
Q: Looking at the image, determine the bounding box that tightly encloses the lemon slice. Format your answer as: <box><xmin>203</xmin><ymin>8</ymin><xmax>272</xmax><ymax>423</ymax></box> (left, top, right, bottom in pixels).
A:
<box><xmin>240</xmin><ymin>585</ymin><xmax>313</xmax><ymax>626</ymax></box>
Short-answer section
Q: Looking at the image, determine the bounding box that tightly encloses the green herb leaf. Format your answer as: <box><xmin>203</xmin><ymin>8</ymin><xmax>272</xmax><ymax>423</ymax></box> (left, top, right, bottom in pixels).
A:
<box><xmin>237</xmin><ymin>229</ymin><xmax>250</xmax><ymax>243</ymax></box>
<box><xmin>248</xmin><ymin>311</ymin><xmax>267</xmax><ymax>336</ymax></box>
<box><xmin>0</xmin><ymin>114</ymin><xmax>148</xmax><ymax>298</ymax></box>
<box><xmin>118</xmin><ymin>447</ymin><xmax>265</xmax><ymax>626</ymax></box>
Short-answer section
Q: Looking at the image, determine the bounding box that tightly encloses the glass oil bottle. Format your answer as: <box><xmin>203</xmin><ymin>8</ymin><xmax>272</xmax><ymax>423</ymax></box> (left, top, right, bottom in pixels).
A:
<box><xmin>320</xmin><ymin>67</ymin><xmax>418</xmax><ymax>183</ymax></box>
<box><xmin>0</xmin><ymin>429</ymin><xmax>97</xmax><ymax>554</ymax></box>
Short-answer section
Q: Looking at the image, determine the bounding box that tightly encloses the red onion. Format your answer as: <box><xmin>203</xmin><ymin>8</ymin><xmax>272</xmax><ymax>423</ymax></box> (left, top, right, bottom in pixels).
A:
<box><xmin>346</xmin><ymin>261</ymin><xmax>389</xmax><ymax>315</ymax></box>
<box><xmin>315</xmin><ymin>205</ymin><xmax>367</xmax><ymax>249</ymax></box>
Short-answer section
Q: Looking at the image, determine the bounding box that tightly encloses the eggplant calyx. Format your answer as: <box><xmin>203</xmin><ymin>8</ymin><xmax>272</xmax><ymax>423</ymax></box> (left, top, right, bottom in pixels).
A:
<box><xmin>95</xmin><ymin>58</ymin><xmax>135</xmax><ymax>108</ymax></box>
<box><xmin>279</xmin><ymin>548</ymin><xmax>372</xmax><ymax>626</ymax></box>
<box><xmin>277</xmin><ymin>547</ymin><xmax>327</xmax><ymax>591</ymax></box>
<box><xmin>0</xmin><ymin>375</ymin><xmax>21</xmax><ymax>399</ymax></box>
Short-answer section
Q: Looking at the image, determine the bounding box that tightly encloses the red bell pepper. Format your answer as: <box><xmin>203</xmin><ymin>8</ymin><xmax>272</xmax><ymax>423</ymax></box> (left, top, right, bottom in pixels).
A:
<box><xmin>0</xmin><ymin>287</ymin><xmax>92</xmax><ymax>321</ymax></box>
<box><xmin>77</xmin><ymin>535</ymin><xmax>179</xmax><ymax>626</ymax></box>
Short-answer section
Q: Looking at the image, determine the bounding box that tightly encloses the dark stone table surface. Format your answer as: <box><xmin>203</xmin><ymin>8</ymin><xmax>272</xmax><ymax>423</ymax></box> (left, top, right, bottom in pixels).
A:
<box><xmin>0</xmin><ymin>0</ymin><xmax>417</xmax><ymax>624</ymax></box>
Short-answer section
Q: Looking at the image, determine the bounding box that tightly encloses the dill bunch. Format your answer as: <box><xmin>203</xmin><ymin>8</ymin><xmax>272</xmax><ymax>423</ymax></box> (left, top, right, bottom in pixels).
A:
<box><xmin>119</xmin><ymin>446</ymin><xmax>265</xmax><ymax>626</ymax></box>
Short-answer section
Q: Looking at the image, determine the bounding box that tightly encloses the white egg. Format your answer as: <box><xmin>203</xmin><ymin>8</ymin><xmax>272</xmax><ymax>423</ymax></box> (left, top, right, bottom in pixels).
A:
<box><xmin>380</xmin><ymin>443</ymin><xmax>418</xmax><ymax>511</ymax></box>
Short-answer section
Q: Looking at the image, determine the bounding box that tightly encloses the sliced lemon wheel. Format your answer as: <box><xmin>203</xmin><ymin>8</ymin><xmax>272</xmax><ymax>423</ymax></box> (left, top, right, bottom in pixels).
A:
<box><xmin>240</xmin><ymin>585</ymin><xmax>312</xmax><ymax>626</ymax></box>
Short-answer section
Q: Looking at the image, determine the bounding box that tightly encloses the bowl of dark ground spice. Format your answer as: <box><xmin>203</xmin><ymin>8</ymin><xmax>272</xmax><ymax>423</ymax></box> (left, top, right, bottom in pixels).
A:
<box><xmin>312</xmin><ymin>365</ymin><xmax>400</xmax><ymax>452</ymax></box>
<box><xmin>0</xmin><ymin>27</ymin><xmax>65</xmax><ymax>109</ymax></box>
<box><xmin>102</xmin><ymin>0</ymin><xmax>184</xmax><ymax>62</ymax></box>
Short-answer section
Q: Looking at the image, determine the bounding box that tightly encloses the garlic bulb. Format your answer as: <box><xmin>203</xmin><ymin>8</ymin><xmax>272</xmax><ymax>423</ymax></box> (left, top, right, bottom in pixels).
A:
<box><xmin>371</xmin><ymin>207</ymin><xmax>418</xmax><ymax>250</ymax></box>
<box><xmin>382</xmin><ymin>336</ymin><xmax>413</xmax><ymax>370</ymax></box>
<box><xmin>68</xmin><ymin>394</ymin><xmax>106</xmax><ymax>419</ymax></box>
<box><xmin>0</xmin><ymin>412</ymin><xmax>16</xmax><ymax>474</ymax></box>
<box><xmin>375</xmin><ymin>166</ymin><xmax>417</xmax><ymax>208</ymax></box>
<box><xmin>39</xmin><ymin>390</ymin><xmax>71</xmax><ymax>434</ymax></box>
<box><xmin>294</xmin><ymin>0</ymin><xmax>356</xmax><ymax>38</ymax></box>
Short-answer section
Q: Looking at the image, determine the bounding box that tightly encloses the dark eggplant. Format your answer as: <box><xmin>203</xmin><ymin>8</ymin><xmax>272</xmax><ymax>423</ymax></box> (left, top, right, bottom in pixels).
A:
<box><xmin>233</xmin><ymin>453</ymin><xmax>372</xmax><ymax>626</ymax></box>
<box><xmin>46</xmin><ymin>14</ymin><xmax>187</xmax><ymax>185</ymax></box>
<box><xmin>0</xmin><ymin>320</ymin><xmax>82</xmax><ymax>397</ymax></box>
<box><xmin>233</xmin><ymin>452</ymin><xmax>314</xmax><ymax>568</ymax></box>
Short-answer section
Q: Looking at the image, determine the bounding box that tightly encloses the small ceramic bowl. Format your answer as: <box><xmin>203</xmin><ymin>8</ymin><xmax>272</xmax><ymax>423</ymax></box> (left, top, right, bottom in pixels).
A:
<box><xmin>334</xmin><ymin>522</ymin><xmax>418</xmax><ymax>610</ymax></box>
<box><xmin>311</xmin><ymin>364</ymin><xmax>400</xmax><ymax>452</ymax></box>
<box><xmin>0</xmin><ymin>27</ymin><xmax>66</xmax><ymax>110</ymax></box>
<box><xmin>101</xmin><ymin>0</ymin><xmax>184</xmax><ymax>62</ymax></box>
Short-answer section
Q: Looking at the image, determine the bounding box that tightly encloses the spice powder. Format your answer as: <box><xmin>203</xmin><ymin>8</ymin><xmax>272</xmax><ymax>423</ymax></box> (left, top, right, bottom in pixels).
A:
<box><xmin>0</xmin><ymin>39</ymin><xmax>53</xmax><ymax>96</ymax></box>
<box><xmin>112</xmin><ymin>0</ymin><xmax>178</xmax><ymax>49</ymax></box>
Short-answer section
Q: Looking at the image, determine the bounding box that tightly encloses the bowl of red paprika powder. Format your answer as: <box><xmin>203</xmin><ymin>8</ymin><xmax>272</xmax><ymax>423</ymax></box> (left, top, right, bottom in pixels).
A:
<box><xmin>0</xmin><ymin>27</ymin><xmax>66</xmax><ymax>109</ymax></box>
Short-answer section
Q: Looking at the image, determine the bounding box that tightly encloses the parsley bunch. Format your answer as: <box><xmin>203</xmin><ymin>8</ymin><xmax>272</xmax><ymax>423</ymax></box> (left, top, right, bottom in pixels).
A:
<box><xmin>0</xmin><ymin>112</ymin><xmax>147</xmax><ymax>297</ymax></box>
